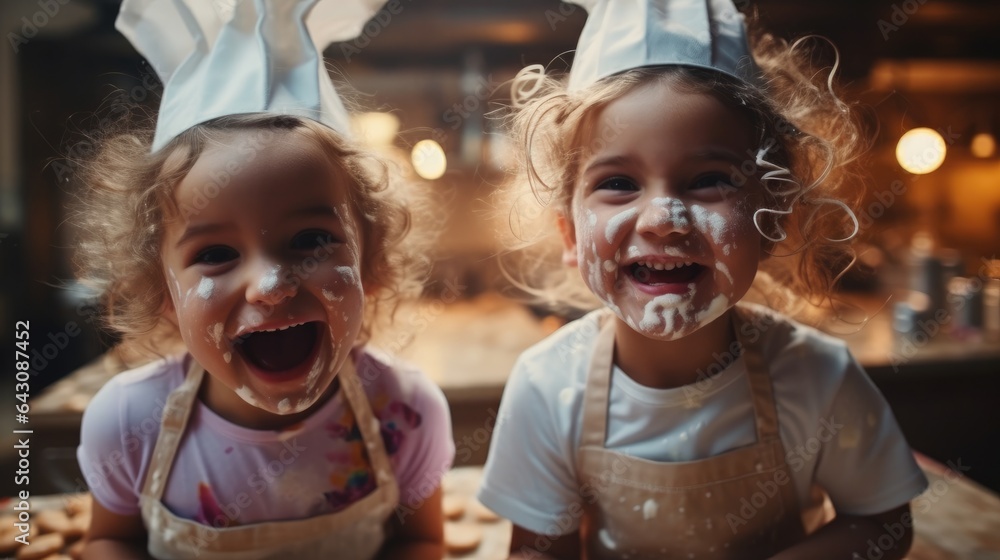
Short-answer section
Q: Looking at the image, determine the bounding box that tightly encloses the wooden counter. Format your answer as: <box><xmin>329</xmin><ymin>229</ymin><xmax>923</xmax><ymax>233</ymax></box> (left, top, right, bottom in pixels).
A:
<box><xmin>3</xmin><ymin>456</ymin><xmax>998</xmax><ymax>559</ymax></box>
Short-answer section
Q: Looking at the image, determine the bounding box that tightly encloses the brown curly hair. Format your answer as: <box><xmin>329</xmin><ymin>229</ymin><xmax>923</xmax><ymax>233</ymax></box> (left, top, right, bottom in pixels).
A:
<box><xmin>498</xmin><ymin>28</ymin><xmax>869</xmax><ymax>320</ymax></box>
<box><xmin>70</xmin><ymin>112</ymin><xmax>430</xmax><ymax>357</ymax></box>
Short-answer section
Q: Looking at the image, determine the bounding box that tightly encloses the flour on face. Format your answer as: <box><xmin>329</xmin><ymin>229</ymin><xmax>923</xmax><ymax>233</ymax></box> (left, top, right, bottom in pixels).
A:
<box><xmin>322</xmin><ymin>288</ymin><xmax>343</xmax><ymax>302</ymax></box>
<box><xmin>690</xmin><ymin>204</ymin><xmax>729</xmax><ymax>245</ymax></box>
<box><xmin>648</xmin><ymin>197</ymin><xmax>690</xmax><ymax>230</ymax></box>
<box><xmin>197</xmin><ymin>277</ymin><xmax>214</xmax><ymax>300</ymax></box>
<box><xmin>258</xmin><ymin>265</ymin><xmax>281</xmax><ymax>295</ymax></box>
<box><xmin>605</xmin><ymin>207</ymin><xmax>638</xmax><ymax>243</ymax></box>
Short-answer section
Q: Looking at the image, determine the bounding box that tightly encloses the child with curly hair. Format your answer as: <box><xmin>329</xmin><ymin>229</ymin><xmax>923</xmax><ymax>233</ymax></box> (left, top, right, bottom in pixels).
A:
<box><xmin>73</xmin><ymin>2</ymin><xmax>452</xmax><ymax>559</ymax></box>
<box><xmin>479</xmin><ymin>1</ymin><xmax>927</xmax><ymax>558</ymax></box>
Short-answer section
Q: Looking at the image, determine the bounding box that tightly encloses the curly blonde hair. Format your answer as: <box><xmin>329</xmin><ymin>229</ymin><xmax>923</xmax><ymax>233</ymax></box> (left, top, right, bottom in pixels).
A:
<box><xmin>499</xmin><ymin>28</ymin><xmax>869</xmax><ymax>320</ymax></box>
<box><xmin>71</xmin><ymin>112</ymin><xmax>430</xmax><ymax>357</ymax></box>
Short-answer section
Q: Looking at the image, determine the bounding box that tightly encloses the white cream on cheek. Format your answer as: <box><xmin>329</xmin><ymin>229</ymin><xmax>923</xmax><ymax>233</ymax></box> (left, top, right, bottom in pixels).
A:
<box><xmin>235</xmin><ymin>385</ymin><xmax>261</xmax><ymax>407</ymax></box>
<box><xmin>322</xmin><ymin>288</ymin><xmax>343</xmax><ymax>302</ymax></box>
<box><xmin>208</xmin><ymin>322</ymin><xmax>224</xmax><ymax>348</ymax></box>
<box><xmin>716</xmin><ymin>262</ymin><xmax>733</xmax><ymax>285</ymax></box>
<box><xmin>575</xmin><ymin>208</ymin><xmax>622</xmax><ymax>315</ymax></box>
<box><xmin>604</xmin><ymin>208</ymin><xmax>637</xmax><ymax>243</ymax></box>
<box><xmin>597</xmin><ymin>207</ymin><xmax>639</xmax><ymax>276</ymax></box>
<box><xmin>197</xmin><ymin>277</ymin><xmax>214</xmax><ymax>300</ymax></box>
<box><xmin>690</xmin><ymin>204</ymin><xmax>728</xmax><ymax>244</ymax></box>
<box><xmin>699</xmin><ymin>293</ymin><xmax>729</xmax><ymax>324</ymax></box>
<box><xmin>167</xmin><ymin>268</ymin><xmax>182</xmax><ymax>302</ymax></box>
<box><xmin>336</xmin><ymin>267</ymin><xmax>356</xmax><ymax>284</ymax></box>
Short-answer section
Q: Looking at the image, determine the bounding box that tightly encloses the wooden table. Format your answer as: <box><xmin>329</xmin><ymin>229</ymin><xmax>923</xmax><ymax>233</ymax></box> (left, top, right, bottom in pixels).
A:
<box><xmin>440</xmin><ymin>456</ymin><xmax>1000</xmax><ymax>559</ymax></box>
<box><xmin>2</xmin><ymin>455</ymin><xmax>998</xmax><ymax>559</ymax></box>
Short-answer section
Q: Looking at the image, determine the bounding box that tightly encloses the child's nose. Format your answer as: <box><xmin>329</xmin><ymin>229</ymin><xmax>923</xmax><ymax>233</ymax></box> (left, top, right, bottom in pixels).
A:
<box><xmin>246</xmin><ymin>261</ymin><xmax>298</xmax><ymax>305</ymax></box>
<box><xmin>636</xmin><ymin>197</ymin><xmax>693</xmax><ymax>237</ymax></box>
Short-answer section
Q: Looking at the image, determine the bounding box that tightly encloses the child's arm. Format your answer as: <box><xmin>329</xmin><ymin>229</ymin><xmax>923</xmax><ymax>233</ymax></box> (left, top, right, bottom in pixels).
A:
<box><xmin>508</xmin><ymin>524</ymin><xmax>581</xmax><ymax>560</ymax></box>
<box><xmin>769</xmin><ymin>503</ymin><xmax>912</xmax><ymax>560</ymax></box>
<box><xmin>82</xmin><ymin>500</ymin><xmax>151</xmax><ymax>560</ymax></box>
<box><xmin>378</xmin><ymin>484</ymin><xmax>445</xmax><ymax>559</ymax></box>
<box><xmin>770</xmin><ymin>348</ymin><xmax>926</xmax><ymax>559</ymax></box>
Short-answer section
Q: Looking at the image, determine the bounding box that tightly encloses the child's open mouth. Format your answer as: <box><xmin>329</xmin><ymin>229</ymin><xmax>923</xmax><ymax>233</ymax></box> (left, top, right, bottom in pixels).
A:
<box><xmin>628</xmin><ymin>261</ymin><xmax>705</xmax><ymax>285</ymax></box>
<box><xmin>236</xmin><ymin>321</ymin><xmax>321</xmax><ymax>375</ymax></box>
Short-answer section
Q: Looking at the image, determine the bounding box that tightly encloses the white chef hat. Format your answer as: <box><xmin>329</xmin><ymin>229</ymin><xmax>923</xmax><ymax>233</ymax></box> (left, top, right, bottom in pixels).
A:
<box><xmin>566</xmin><ymin>0</ymin><xmax>761</xmax><ymax>92</ymax></box>
<box><xmin>116</xmin><ymin>0</ymin><xmax>386</xmax><ymax>152</ymax></box>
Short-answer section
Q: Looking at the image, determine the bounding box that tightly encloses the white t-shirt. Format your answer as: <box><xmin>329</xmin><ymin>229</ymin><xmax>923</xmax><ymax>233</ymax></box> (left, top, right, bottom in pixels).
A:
<box><xmin>478</xmin><ymin>305</ymin><xmax>928</xmax><ymax>536</ymax></box>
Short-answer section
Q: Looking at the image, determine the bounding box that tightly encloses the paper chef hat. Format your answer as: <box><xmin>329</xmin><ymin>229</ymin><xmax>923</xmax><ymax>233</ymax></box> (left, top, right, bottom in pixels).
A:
<box><xmin>566</xmin><ymin>0</ymin><xmax>761</xmax><ymax>92</ymax></box>
<box><xmin>116</xmin><ymin>0</ymin><xmax>386</xmax><ymax>152</ymax></box>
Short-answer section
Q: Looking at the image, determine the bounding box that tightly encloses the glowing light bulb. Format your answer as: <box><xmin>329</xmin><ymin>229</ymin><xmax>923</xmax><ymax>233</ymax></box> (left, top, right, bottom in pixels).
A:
<box><xmin>351</xmin><ymin>112</ymin><xmax>400</xmax><ymax>147</ymax></box>
<box><xmin>411</xmin><ymin>140</ymin><xmax>447</xmax><ymax>180</ymax></box>
<box><xmin>971</xmin><ymin>132</ymin><xmax>996</xmax><ymax>158</ymax></box>
<box><xmin>896</xmin><ymin>128</ymin><xmax>946</xmax><ymax>174</ymax></box>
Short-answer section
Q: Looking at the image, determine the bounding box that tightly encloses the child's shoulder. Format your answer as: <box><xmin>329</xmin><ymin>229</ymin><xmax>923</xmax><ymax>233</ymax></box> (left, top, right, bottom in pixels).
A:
<box><xmin>88</xmin><ymin>352</ymin><xmax>187</xmax><ymax>413</ymax></box>
<box><xmin>508</xmin><ymin>309</ymin><xmax>607</xmax><ymax>391</ymax></box>
<box><xmin>738</xmin><ymin>303</ymin><xmax>859</xmax><ymax>384</ymax></box>
<box><xmin>353</xmin><ymin>346</ymin><xmax>448</xmax><ymax>413</ymax></box>
<box><xmin>525</xmin><ymin>308</ymin><xmax>606</xmax><ymax>358</ymax></box>
<box><xmin>80</xmin><ymin>353</ymin><xmax>187</xmax><ymax>462</ymax></box>
<box><xmin>739</xmin><ymin>303</ymin><xmax>850</xmax><ymax>361</ymax></box>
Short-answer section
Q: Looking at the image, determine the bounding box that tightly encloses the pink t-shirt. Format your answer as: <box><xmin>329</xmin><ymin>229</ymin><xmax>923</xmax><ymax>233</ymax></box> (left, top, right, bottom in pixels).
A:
<box><xmin>77</xmin><ymin>349</ymin><xmax>454</xmax><ymax>526</ymax></box>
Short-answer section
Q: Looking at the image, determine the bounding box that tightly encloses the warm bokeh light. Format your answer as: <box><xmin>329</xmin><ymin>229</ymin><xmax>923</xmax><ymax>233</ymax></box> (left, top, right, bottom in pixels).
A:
<box><xmin>971</xmin><ymin>132</ymin><xmax>997</xmax><ymax>158</ymax></box>
<box><xmin>351</xmin><ymin>112</ymin><xmax>400</xmax><ymax>147</ymax></box>
<box><xmin>411</xmin><ymin>139</ymin><xmax>447</xmax><ymax>180</ymax></box>
<box><xmin>896</xmin><ymin>127</ymin><xmax>946</xmax><ymax>174</ymax></box>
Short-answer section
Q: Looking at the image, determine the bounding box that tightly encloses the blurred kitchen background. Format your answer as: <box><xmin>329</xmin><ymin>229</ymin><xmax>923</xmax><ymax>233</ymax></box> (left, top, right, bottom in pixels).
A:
<box><xmin>1</xmin><ymin>0</ymin><xmax>999</xmax><ymax>500</ymax></box>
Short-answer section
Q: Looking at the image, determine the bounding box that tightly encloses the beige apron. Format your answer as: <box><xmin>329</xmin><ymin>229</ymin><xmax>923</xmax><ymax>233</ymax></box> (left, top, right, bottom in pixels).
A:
<box><xmin>576</xmin><ymin>308</ymin><xmax>810</xmax><ymax>559</ymax></box>
<box><xmin>140</xmin><ymin>355</ymin><xmax>399</xmax><ymax>560</ymax></box>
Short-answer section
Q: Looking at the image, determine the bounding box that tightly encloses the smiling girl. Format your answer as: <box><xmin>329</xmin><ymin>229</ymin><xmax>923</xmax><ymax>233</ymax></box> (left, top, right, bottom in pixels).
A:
<box><xmin>479</xmin><ymin>1</ymin><xmax>927</xmax><ymax>558</ymax></box>
<box><xmin>72</xmin><ymin>2</ymin><xmax>452</xmax><ymax>559</ymax></box>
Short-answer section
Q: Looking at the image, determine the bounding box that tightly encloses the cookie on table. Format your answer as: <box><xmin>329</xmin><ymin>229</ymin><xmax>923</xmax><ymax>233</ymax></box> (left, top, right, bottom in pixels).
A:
<box><xmin>444</xmin><ymin>522</ymin><xmax>483</xmax><ymax>555</ymax></box>
<box><xmin>442</xmin><ymin>495</ymin><xmax>467</xmax><ymax>520</ymax></box>
<box><xmin>63</xmin><ymin>495</ymin><xmax>91</xmax><ymax>518</ymax></box>
<box><xmin>0</xmin><ymin>526</ymin><xmax>24</xmax><ymax>556</ymax></box>
<box><xmin>16</xmin><ymin>532</ymin><xmax>64</xmax><ymax>560</ymax></box>
<box><xmin>470</xmin><ymin>500</ymin><xmax>500</xmax><ymax>523</ymax></box>
<box><xmin>35</xmin><ymin>510</ymin><xmax>72</xmax><ymax>536</ymax></box>
<box><xmin>67</xmin><ymin>539</ymin><xmax>86</xmax><ymax>560</ymax></box>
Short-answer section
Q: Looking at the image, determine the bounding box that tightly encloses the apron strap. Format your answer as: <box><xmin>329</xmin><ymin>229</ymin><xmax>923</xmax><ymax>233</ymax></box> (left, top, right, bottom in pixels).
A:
<box><xmin>731</xmin><ymin>306</ymin><xmax>782</xmax><ymax>443</ymax></box>
<box><xmin>141</xmin><ymin>355</ymin><xmax>204</xmax><ymax>500</ymax></box>
<box><xmin>579</xmin><ymin>314</ymin><xmax>616</xmax><ymax>448</ymax></box>
<box><xmin>336</xmin><ymin>354</ymin><xmax>396</xmax><ymax>491</ymax></box>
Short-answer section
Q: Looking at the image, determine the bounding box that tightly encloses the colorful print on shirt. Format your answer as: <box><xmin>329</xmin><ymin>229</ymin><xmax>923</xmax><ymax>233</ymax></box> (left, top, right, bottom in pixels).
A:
<box><xmin>322</xmin><ymin>393</ymin><xmax>422</xmax><ymax>513</ymax></box>
<box><xmin>196</xmin><ymin>482</ymin><xmax>236</xmax><ymax>528</ymax></box>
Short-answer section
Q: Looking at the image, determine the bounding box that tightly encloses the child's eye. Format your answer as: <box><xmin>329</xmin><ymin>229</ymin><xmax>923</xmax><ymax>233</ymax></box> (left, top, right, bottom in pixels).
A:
<box><xmin>291</xmin><ymin>230</ymin><xmax>338</xmax><ymax>250</ymax></box>
<box><xmin>595</xmin><ymin>177</ymin><xmax>638</xmax><ymax>192</ymax></box>
<box><xmin>691</xmin><ymin>173</ymin><xmax>737</xmax><ymax>191</ymax></box>
<box><xmin>194</xmin><ymin>246</ymin><xmax>238</xmax><ymax>265</ymax></box>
